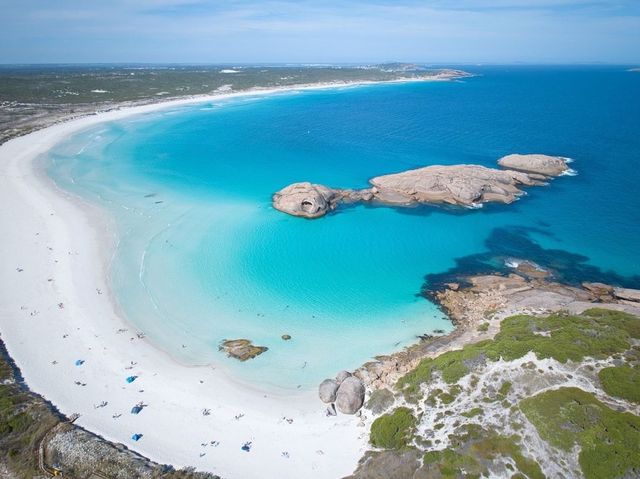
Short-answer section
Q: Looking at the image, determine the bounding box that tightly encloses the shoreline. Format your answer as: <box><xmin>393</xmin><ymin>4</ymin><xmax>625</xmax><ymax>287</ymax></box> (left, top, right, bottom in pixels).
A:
<box><xmin>0</xmin><ymin>74</ymin><xmax>468</xmax><ymax>478</ymax></box>
<box><xmin>0</xmin><ymin>71</ymin><xmax>470</xmax><ymax>148</ymax></box>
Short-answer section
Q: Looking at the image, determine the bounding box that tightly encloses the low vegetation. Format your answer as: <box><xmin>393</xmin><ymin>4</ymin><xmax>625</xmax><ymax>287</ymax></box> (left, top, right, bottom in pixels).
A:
<box><xmin>598</xmin><ymin>364</ymin><xmax>640</xmax><ymax>404</ymax></box>
<box><xmin>422</xmin><ymin>428</ymin><xmax>544</xmax><ymax>479</ymax></box>
<box><xmin>370</xmin><ymin>407</ymin><xmax>417</xmax><ymax>449</ymax></box>
<box><xmin>354</xmin><ymin>309</ymin><xmax>640</xmax><ymax>479</ymax></box>
<box><xmin>0</xmin><ymin>349</ymin><xmax>59</xmax><ymax>477</ymax></box>
<box><xmin>397</xmin><ymin>309</ymin><xmax>639</xmax><ymax>402</ymax></box>
<box><xmin>520</xmin><ymin>387</ymin><xmax>640</xmax><ymax>479</ymax></box>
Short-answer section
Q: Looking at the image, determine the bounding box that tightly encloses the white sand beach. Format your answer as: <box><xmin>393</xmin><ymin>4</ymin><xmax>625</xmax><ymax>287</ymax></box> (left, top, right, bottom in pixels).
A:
<box><xmin>0</xmin><ymin>86</ymin><xmax>389</xmax><ymax>478</ymax></box>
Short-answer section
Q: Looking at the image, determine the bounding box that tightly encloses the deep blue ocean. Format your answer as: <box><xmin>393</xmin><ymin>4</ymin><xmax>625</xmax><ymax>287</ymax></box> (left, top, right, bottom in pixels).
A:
<box><xmin>47</xmin><ymin>66</ymin><xmax>640</xmax><ymax>390</ymax></box>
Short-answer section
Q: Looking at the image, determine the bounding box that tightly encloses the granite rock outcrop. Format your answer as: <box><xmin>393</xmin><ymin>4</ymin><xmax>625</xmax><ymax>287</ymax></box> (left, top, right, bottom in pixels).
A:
<box><xmin>273</xmin><ymin>155</ymin><xmax>571</xmax><ymax>218</ymax></box>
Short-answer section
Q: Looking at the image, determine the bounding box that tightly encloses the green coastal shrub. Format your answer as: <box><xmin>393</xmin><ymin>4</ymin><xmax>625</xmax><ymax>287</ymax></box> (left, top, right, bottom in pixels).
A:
<box><xmin>498</xmin><ymin>381</ymin><xmax>512</xmax><ymax>397</ymax></box>
<box><xmin>370</xmin><ymin>407</ymin><xmax>417</xmax><ymax>449</ymax></box>
<box><xmin>520</xmin><ymin>387</ymin><xmax>640</xmax><ymax>479</ymax></box>
<box><xmin>396</xmin><ymin>309</ymin><xmax>639</xmax><ymax>402</ymax></box>
<box><xmin>599</xmin><ymin>364</ymin><xmax>640</xmax><ymax>404</ymax></box>
<box><xmin>423</xmin><ymin>449</ymin><xmax>483</xmax><ymax>477</ymax></box>
<box><xmin>461</xmin><ymin>407</ymin><xmax>483</xmax><ymax>418</ymax></box>
<box><xmin>470</xmin><ymin>434</ymin><xmax>545</xmax><ymax>479</ymax></box>
<box><xmin>421</xmin><ymin>432</ymin><xmax>544</xmax><ymax>479</ymax></box>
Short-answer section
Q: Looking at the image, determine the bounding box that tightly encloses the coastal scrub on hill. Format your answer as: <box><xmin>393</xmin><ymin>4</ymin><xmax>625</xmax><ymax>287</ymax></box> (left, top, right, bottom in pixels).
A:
<box><xmin>350</xmin><ymin>307</ymin><xmax>640</xmax><ymax>479</ymax></box>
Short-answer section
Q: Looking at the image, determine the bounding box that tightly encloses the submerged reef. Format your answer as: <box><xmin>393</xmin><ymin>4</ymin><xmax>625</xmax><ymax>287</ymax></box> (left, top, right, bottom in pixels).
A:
<box><xmin>273</xmin><ymin>154</ymin><xmax>571</xmax><ymax>218</ymax></box>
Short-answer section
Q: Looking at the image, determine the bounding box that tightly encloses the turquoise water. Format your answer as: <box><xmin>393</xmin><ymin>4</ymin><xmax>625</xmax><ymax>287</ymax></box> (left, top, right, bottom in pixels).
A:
<box><xmin>47</xmin><ymin>66</ymin><xmax>640</xmax><ymax>390</ymax></box>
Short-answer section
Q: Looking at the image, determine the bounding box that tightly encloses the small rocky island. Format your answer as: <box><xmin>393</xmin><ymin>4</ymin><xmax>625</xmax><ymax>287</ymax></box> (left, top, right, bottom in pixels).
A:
<box><xmin>219</xmin><ymin>339</ymin><xmax>268</xmax><ymax>361</ymax></box>
<box><xmin>273</xmin><ymin>154</ymin><xmax>571</xmax><ymax>218</ymax></box>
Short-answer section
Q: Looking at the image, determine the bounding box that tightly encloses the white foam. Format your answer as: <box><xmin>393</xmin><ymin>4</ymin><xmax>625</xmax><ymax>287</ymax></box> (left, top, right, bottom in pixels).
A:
<box><xmin>504</xmin><ymin>258</ymin><xmax>521</xmax><ymax>268</ymax></box>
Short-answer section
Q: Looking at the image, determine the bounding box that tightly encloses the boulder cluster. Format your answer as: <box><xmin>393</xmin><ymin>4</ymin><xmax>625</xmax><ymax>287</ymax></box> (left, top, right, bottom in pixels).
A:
<box><xmin>273</xmin><ymin>154</ymin><xmax>572</xmax><ymax>218</ymax></box>
<box><xmin>318</xmin><ymin>370</ymin><xmax>365</xmax><ymax>415</ymax></box>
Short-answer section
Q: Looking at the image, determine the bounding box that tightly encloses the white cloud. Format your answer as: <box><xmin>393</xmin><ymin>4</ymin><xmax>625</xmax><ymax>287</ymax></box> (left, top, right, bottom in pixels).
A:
<box><xmin>2</xmin><ymin>0</ymin><xmax>639</xmax><ymax>63</ymax></box>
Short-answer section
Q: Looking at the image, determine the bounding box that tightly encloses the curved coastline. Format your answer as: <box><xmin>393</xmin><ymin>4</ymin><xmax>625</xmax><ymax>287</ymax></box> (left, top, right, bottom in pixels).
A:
<box><xmin>0</xmin><ymin>85</ymin><xmax>401</xmax><ymax>479</ymax></box>
<box><xmin>3</xmin><ymin>70</ymin><xmax>639</xmax><ymax>478</ymax></box>
<box><xmin>0</xmin><ymin>74</ymin><xmax>473</xmax><ymax>478</ymax></box>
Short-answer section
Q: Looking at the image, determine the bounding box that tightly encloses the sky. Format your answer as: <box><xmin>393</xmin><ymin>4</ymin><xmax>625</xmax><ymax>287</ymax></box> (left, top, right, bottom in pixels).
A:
<box><xmin>2</xmin><ymin>0</ymin><xmax>640</xmax><ymax>64</ymax></box>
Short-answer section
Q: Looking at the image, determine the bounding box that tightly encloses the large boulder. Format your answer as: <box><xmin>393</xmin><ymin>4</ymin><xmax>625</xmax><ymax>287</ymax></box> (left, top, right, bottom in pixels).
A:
<box><xmin>318</xmin><ymin>379</ymin><xmax>339</xmax><ymax>403</ymax></box>
<box><xmin>336</xmin><ymin>370</ymin><xmax>352</xmax><ymax>384</ymax></box>
<box><xmin>272</xmin><ymin>182</ymin><xmax>340</xmax><ymax>218</ymax></box>
<box><xmin>336</xmin><ymin>376</ymin><xmax>365</xmax><ymax>414</ymax></box>
<box><xmin>497</xmin><ymin>154</ymin><xmax>569</xmax><ymax>176</ymax></box>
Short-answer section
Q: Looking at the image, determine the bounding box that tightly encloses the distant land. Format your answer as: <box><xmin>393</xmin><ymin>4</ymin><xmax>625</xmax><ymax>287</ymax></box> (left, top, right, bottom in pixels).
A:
<box><xmin>0</xmin><ymin>63</ymin><xmax>466</xmax><ymax>144</ymax></box>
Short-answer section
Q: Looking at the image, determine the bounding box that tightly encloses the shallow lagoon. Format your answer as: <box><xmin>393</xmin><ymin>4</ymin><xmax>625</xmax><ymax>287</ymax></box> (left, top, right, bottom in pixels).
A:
<box><xmin>47</xmin><ymin>66</ymin><xmax>640</xmax><ymax>389</ymax></box>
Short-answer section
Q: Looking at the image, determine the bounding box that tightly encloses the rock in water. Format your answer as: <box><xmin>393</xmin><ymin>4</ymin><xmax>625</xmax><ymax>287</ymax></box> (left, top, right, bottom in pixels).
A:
<box><xmin>219</xmin><ymin>339</ymin><xmax>268</xmax><ymax>361</ymax></box>
<box><xmin>272</xmin><ymin>182</ymin><xmax>340</xmax><ymax>218</ymax></box>
<box><xmin>319</xmin><ymin>379</ymin><xmax>339</xmax><ymax>403</ymax></box>
<box><xmin>272</xmin><ymin>154</ymin><xmax>574</xmax><ymax>219</ymax></box>
<box><xmin>281</xmin><ymin>334</ymin><xmax>292</xmax><ymax>341</ymax></box>
<box><xmin>369</xmin><ymin>164</ymin><xmax>538</xmax><ymax>207</ymax></box>
<box><xmin>336</xmin><ymin>376</ymin><xmax>365</xmax><ymax>414</ymax></box>
<box><xmin>336</xmin><ymin>370</ymin><xmax>352</xmax><ymax>384</ymax></box>
<box><xmin>497</xmin><ymin>154</ymin><xmax>569</xmax><ymax>176</ymax></box>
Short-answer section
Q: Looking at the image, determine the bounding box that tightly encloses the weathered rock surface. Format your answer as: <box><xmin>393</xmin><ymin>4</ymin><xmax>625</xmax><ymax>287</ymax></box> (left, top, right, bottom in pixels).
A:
<box><xmin>582</xmin><ymin>282</ymin><xmax>614</xmax><ymax>299</ymax></box>
<box><xmin>435</xmin><ymin>273</ymin><xmax>640</xmax><ymax>322</ymax></box>
<box><xmin>273</xmin><ymin>154</ymin><xmax>571</xmax><ymax>218</ymax></box>
<box><xmin>336</xmin><ymin>370</ymin><xmax>352</xmax><ymax>384</ymax></box>
<box><xmin>369</xmin><ymin>164</ymin><xmax>539</xmax><ymax>207</ymax></box>
<box><xmin>354</xmin><ymin>269</ymin><xmax>640</xmax><ymax>392</ymax></box>
<box><xmin>497</xmin><ymin>154</ymin><xmax>569</xmax><ymax>176</ymax></box>
<box><xmin>219</xmin><ymin>339</ymin><xmax>268</xmax><ymax>361</ymax></box>
<box><xmin>613</xmin><ymin>287</ymin><xmax>640</xmax><ymax>303</ymax></box>
<box><xmin>272</xmin><ymin>182</ymin><xmax>341</xmax><ymax>218</ymax></box>
<box><xmin>336</xmin><ymin>376</ymin><xmax>366</xmax><ymax>414</ymax></box>
<box><xmin>319</xmin><ymin>379</ymin><xmax>339</xmax><ymax>403</ymax></box>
